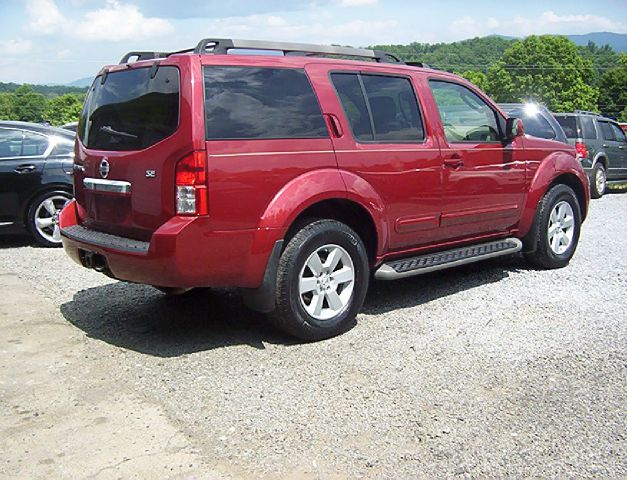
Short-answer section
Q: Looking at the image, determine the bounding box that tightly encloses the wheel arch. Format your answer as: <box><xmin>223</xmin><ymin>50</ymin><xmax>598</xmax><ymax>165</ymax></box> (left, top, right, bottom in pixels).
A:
<box><xmin>518</xmin><ymin>152</ymin><xmax>590</xmax><ymax>237</ymax></box>
<box><xmin>592</xmin><ymin>152</ymin><xmax>608</xmax><ymax>170</ymax></box>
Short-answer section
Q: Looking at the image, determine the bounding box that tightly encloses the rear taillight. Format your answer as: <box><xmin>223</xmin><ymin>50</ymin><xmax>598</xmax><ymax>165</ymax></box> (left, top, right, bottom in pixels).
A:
<box><xmin>575</xmin><ymin>139</ymin><xmax>588</xmax><ymax>159</ymax></box>
<box><xmin>175</xmin><ymin>151</ymin><xmax>208</xmax><ymax>215</ymax></box>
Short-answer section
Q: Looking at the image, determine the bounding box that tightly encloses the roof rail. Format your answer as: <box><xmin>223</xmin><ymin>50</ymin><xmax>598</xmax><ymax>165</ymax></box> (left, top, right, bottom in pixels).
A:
<box><xmin>192</xmin><ymin>38</ymin><xmax>403</xmax><ymax>63</ymax></box>
<box><xmin>119</xmin><ymin>38</ymin><xmax>403</xmax><ymax>65</ymax></box>
<box><xmin>406</xmin><ymin>61</ymin><xmax>431</xmax><ymax>69</ymax></box>
<box><xmin>119</xmin><ymin>51</ymin><xmax>169</xmax><ymax>64</ymax></box>
<box><xmin>574</xmin><ymin>110</ymin><xmax>601</xmax><ymax>116</ymax></box>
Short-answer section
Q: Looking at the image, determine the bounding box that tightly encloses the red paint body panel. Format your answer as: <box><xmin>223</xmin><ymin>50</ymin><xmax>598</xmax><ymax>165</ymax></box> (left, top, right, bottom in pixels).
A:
<box><xmin>62</xmin><ymin>53</ymin><xmax>589</xmax><ymax>289</ymax></box>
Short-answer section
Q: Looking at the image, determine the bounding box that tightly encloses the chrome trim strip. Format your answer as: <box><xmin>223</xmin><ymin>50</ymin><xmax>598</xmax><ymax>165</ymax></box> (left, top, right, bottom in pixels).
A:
<box><xmin>83</xmin><ymin>177</ymin><xmax>131</xmax><ymax>194</ymax></box>
<box><xmin>0</xmin><ymin>221</ymin><xmax>14</xmax><ymax>227</ymax></box>
<box><xmin>375</xmin><ymin>238</ymin><xmax>522</xmax><ymax>280</ymax></box>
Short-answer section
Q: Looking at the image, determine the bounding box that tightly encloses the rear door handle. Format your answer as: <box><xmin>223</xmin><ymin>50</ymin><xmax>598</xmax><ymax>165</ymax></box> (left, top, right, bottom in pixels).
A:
<box><xmin>14</xmin><ymin>164</ymin><xmax>36</xmax><ymax>174</ymax></box>
<box><xmin>444</xmin><ymin>157</ymin><xmax>464</xmax><ymax>169</ymax></box>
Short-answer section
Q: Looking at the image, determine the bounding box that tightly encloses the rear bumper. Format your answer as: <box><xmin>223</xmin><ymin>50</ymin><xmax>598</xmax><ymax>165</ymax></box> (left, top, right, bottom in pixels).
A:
<box><xmin>59</xmin><ymin>200</ymin><xmax>281</xmax><ymax>288</ymax></box>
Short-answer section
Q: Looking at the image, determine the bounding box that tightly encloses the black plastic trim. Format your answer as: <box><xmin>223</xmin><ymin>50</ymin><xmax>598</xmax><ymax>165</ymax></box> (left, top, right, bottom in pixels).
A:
<box><xmin>61</xmin><ymin>225</ymin><xmax>150</xmax><ymax>254</ymax></box>
<box><xmin>241</xmin><ymin>240</ymin><xmax>284</xmax><ymax>313</ymax></box>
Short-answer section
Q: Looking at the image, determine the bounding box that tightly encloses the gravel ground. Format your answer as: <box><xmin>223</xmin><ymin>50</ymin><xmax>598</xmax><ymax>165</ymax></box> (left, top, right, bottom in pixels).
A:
<box><xmin>1</xmin><ymin>192</ymin><xmax>626</xmax><ymax>478</ymax></box>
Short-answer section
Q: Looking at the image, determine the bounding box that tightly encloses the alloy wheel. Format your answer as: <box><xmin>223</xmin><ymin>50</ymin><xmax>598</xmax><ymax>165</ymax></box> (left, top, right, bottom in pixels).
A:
<box><xmin>298</xmin><ymin>244</ymin><xmax>355</xmax><ymax>321</ymax></box>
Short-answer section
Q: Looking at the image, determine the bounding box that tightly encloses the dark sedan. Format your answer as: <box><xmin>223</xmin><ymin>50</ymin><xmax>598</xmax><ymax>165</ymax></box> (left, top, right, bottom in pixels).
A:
<box><xmin>0</xmin><ymin>121</ymin><xmax>75</xmax><ymax>246</ymax></box>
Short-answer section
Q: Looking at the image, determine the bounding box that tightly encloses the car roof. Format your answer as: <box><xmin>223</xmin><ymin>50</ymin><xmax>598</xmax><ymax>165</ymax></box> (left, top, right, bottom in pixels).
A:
<box><xmin>554</xmin><ymin>112</ymin><xmax>615</xmax><ymax>122</ymax></box>
<box><xmin>0</xmin><ymin>120</ymin><xmax>75</xmax><ymax>139</ymax></box>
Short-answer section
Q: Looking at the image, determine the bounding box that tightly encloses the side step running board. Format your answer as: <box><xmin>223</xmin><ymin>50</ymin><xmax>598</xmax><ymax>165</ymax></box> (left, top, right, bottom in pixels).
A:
<box><xmin>375</xmin><ymin>238</ymin><xmax>522</xmax><ymax>280</ymax></box>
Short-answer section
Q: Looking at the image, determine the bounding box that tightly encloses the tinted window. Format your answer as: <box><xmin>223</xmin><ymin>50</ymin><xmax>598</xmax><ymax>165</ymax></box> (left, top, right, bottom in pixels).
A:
<box><xmin>361</xmin><ymin>75</ymin><xmax>424</xmax><ymax>142</ymax></box>
<box><xmin>331</xmin><ymin>73</ymin><xmax>373</xmax><ymax>141</ymax></box>
<box><xmin>22</xmin><ymin>132</ymin><xmax>49</xmax><ymax>156</ymax></box>
<box><xmin>555</xmin><ymin>116</ymin><xmax>578</xmax><ymax>139</ymax></box>
<box><xmin>503</xmin><ymin>106</ymin><xmax>555</xmax><ymax>139</ymax></box>
<box><xmin>0</xmin><ymin>129</ymin><xmax>24</xmax><ymax>157</ymax></box>
<box><xmin>429</xmin><ymin>81</ymin><xmax>500</xmax><ymax>142</ymax></box>
<box><xmin>610</xmin><ymin>123</ymin><xmax>626</xmax><ymax>142</ymax></box>
<box><xmin>599</xmin><ymin>121</ymin><xmax>615</xmax><ymax>141</ymax></box>
<box><xmin>204</xmin><ymin>67</ymin><xmax>327</xmax><ymax>140</ymax></box>
<box><xmin>331</xmin><ymin>73</ymin><xmax>425</xmax><ymax>142</ymax></box>
<box><xmin>580</xmin><ymin>116</ymin><xmax>597</xmax><ymax>139</ymax></box>
<box><xmin>78</xmin><ymin>66</ymin><xmax>180</xmax><ymax>151</ymax></box>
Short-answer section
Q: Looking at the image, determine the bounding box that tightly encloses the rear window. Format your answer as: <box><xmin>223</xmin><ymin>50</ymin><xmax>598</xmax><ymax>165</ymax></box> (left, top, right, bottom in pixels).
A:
<box><xmin>555</xmin><ymin>116</ymin><xmax>577</xmax><ymax>139</ymax></box>
<box><xmin>78</xmin><ymin>66</ymin><xmax>180</xmax><ymax>151</ymax></box>
<box><xmin>203</xmin><ymin>67</ymin><xmax>328</xmax><ymax>140</ymax></box>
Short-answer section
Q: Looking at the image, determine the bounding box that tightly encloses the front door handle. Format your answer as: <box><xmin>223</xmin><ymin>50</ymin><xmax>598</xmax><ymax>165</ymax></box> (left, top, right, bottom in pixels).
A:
<box><xmin>14</xmin><ymin>164</ymin><xmax>36</xmax><ymax>174</ymax></box>
<box><xmin>444</xmin><ymin>158</ymin><xmax>464</xmax><ymax>169</ymax></box>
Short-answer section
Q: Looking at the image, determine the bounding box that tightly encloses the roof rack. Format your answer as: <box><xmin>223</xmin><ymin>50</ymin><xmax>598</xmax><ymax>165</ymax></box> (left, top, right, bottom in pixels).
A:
<box><xmin>119</xmin><ymin>38</ymin><xmax>403</xmax><ymax>64</ymax></box>
<box><xmin>574</xmin><ymin>110</ymin><xmax>601</xmax><ymax>116</ymax></box>
<box><xmin>406</xmin><ymin>61</ymin><xmax>431</xmax><ymax>69</ymax></box>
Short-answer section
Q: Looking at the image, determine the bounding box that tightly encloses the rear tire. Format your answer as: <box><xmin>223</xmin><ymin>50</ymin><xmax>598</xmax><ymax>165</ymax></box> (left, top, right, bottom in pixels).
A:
<box><xmin>270</xmin><ymin>219</ymin><xmax>369</xmax><ymax>341</ymax></box>
<box><xmin>524</xmin><ymin>184</ymin><xmax>581</xmax><ymax>269</ymax></box>
<box><xmin>590</xmin><ymin>162</ymin><xmax>606</xmax><ymax>199</ymax></box>
<box><xmin>27</xmin><ymin>190</ymin><xmax>72</xmax><ymax>247</ymax></box>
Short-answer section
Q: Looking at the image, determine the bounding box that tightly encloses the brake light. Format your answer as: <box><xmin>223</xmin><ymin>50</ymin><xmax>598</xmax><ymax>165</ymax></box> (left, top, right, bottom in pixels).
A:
<box><xmin>575</xmin><ymin>140</ymin><xmax>588</xmax><ymax>159</ymax></box>
<box><xmin>175</xmin><ymin>151</ymin><xmax>208</xmax><ymax>215</ymax></box>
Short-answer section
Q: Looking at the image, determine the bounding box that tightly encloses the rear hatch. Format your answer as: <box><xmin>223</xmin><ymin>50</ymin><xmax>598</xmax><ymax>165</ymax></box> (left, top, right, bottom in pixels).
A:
<box><xmin>74</xmin><ymin>59</ymin><xmax>197</xmax><ymax>241</ymax></box>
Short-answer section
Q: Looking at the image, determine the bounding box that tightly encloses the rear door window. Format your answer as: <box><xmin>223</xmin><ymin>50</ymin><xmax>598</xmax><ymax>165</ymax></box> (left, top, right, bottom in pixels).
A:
<box><xmin>503</xmin><ymin>107</ymin><xmax>555</xmax><ymax>139</ymax></box>
<box><xmin>78</xmin><ymin>66</ymin><xmax>180</xmax><ymax>151</ymax></box>
<box><xmin>580</xmin><ymin>116</ymin><xmax>597</xmax><ymax>139</ymax></box>
<box><xmin>555</xmin><ymin>116</ymin><xmax>578</xmax><ymax>139</ymax></box>
<box><xmin>610</xmin><ymin>123</ymin><xmax>626</xmax><ymax>143</ymax></box>
<box><xmin>599</xmin><ymin>121</ymin><xmax>615</xmax><ymax>141</ymax></box>
<box><xmin>331</xmin><ymin>72</ymin><xmax>425</xmax><ymax>142</ymax></box>
<box><xmin>203</xmin><ymin>67</ymin><xmax>328</xmax><ymax>140</ymax></box>
<box><xmin>22</xmin><ymin>132</ymin><xmax>49</xmax><ymax>156</ymax></box>
<box><xmin>0</xmin><ymin>129</ymin><xmax>24</xmax><ymax>158</ymax></box>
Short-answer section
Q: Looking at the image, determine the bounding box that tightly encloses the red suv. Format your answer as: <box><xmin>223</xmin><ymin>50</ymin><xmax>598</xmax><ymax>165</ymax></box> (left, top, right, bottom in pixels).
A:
<box><xmin>60</xmin><ymin>38</ymin><xmax>589</xmax><ymax>340</ymax></box>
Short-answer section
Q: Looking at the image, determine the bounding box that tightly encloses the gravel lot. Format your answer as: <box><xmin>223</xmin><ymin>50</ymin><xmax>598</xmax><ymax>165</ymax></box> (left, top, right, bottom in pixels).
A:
<box><xmin>1</xmin><ymin>192</ymin><xmax>626</xmax><ymax>478</ymax></box>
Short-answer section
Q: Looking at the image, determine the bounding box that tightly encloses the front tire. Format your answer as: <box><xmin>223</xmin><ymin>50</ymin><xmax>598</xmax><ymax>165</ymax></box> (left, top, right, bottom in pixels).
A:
<box><xmin>524</xmin><ymin>184</ymin><xmax>581</xmax><ymax>269</ymax></box>
<box><xmin>270</xmin><ymin>219</ymin><xmax>369</xmax><ymax>341</ymax></box>
<box><xmin>27</xmin><ymin>190</ymin><xmax>72</xmax><ymax>247</ymax></box>
<box><xmin>590</xmin><ymin>163</ymin><xmax>606</xmax><ymax>199</ymax></box>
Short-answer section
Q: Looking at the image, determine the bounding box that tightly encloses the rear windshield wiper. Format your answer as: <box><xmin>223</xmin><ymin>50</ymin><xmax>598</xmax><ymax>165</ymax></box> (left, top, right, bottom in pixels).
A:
<box><xmin>99</xmin><ymin>125</ymin><xmax>138</xmax><ymax>139</ymax></box>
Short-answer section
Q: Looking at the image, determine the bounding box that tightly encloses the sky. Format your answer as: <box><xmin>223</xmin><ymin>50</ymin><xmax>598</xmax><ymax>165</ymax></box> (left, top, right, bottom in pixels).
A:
<box><xmin>0</xmin><ymin>0</ymin><xmax>626</xmax><ymax>84</ymax></box>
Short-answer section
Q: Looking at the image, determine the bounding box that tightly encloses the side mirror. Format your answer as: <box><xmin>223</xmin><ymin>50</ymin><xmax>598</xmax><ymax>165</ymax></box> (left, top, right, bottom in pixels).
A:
<box><xmin>505</xmin><ymin>117</ymin><xmax>524</xmax><ymax>141</ymax></box>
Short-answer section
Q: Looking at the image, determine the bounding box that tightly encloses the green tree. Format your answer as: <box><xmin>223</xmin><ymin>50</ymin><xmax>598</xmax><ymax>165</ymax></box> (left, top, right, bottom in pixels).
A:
<box><xmin>0</xmin><ymin>92</ymin><xmax>15</xmax><ymax>120</ymax></box>
<box><xmin>596</xmin><ymin>53</ymin><xmax>627</xmax><ymax>120</ymax></box>
<box><xmin>486</xmin><ymin>35</ymin><xmax>599</xmax><ymax>111</ymax></box>
<box><xmin>43</xmin><ymin>94</ymin><xmax>84</xmax><ymax>126</ymax></box>
<box><xmin>457</xmin><ymin>70</ymin><xmax>489</xmax><ymax>92</ymax></box>
<box><xmin>12</xmin><ymin>85</ymin><xmax>47</xmax><ymax>122</ymax></box>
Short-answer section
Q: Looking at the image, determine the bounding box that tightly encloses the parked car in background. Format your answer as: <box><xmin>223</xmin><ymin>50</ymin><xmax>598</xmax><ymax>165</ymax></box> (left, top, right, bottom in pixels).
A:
<box><xmin>61</xmin><ymin>122</ymin><xmax>78</xmax><ymax>133</ymax></box>
<box><xmin>0</xmin><ymin>121</ymin><xmax>75</xmax><ymax>246</ymax></box>
<box><xmin>60</xmin><ymin>38</ymin><xmax>589</xmax><ymax>340</ymax></box>
<box><xmin>619</xmin><ymin>123</ymin><xmax>627</xmax><ymax>133</ymax></box>
<box><xmin>554</xmin><ymin>111</ymin><xmax>627</xmax><ymax>198</ymax></box>
<box><xmin>499</xmin><ymin>103</ymin><xmax>568</xmax><ymax>144</ymax></box>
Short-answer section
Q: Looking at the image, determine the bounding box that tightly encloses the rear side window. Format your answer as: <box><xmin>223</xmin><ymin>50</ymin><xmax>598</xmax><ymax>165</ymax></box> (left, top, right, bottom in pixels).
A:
<box><xmin>555</xmin><ymin>116</ymin><xmax>577</xmax><ymax>139</ymax></box>
<box><xmin>203</xmin><ymin>67</ymin><xmax>328</xmax><ymax>140</ymax></box>
<box><xmin>599</xmin><ymin>121</ymin><xmax>615</xmax><ymax>141</ymax></box>
<box><xmin>580</xmin><ymin>116</ymin><xmax>597</xmax><ymax>139</ymax></box>
<box><xmin>331</xmin><ymin>73</ymin><xmax>425</xmax><ymax>142</ymax></box>
<box><xmin>78</xmin><ymin>66</ymin><xmax>180</xmax><ymax>151</ymax></box>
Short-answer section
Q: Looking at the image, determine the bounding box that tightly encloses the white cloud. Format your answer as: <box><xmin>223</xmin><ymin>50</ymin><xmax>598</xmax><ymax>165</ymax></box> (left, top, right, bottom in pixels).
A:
<box><xmin>339</xmin><ymin>0</ymin><xmax>378</xmax><ymax>6</ymax></box>
<box><xmin>25</xmin><ymin>0</ymin><xmax>66</xmax><ymax>34</ymax></box>
<box><xmin>0</xmin><ymin>38</ymin><xmax>33</xmax><ymax>55</ymax></box>
<box><xmin>73</xmin><ymin>0</ymin><xmax>174</xmax><ymax>42</ymax></box>
<box><xmin>24</xmin><ymin>0</ymin><xmax>174</xmax><ymax>42</ymax></box>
